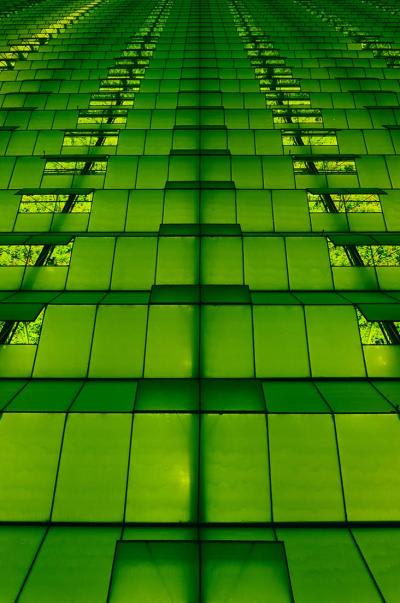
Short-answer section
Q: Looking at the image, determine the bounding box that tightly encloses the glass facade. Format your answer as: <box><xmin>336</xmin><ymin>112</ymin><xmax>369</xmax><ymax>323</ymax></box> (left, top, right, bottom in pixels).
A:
<box><xmin>0</xmin><ymin>0</ymin><xmax>399</xmax><ymax>600</ymax></box>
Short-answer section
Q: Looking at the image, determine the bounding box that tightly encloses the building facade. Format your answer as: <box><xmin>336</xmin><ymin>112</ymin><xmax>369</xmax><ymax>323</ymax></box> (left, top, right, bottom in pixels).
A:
<box><xmin>0</xmin><ymin>0</ymin><xmax>399</xmax><ymax>600</ymax></box>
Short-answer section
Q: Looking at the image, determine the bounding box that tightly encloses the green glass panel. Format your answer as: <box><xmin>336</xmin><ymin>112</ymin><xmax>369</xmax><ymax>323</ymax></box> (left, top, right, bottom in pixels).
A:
<box><xmin>126</xmin><ymin>414</ymin><xmax>198</xmax><ymax>522</ymax></box>
<box><xmin>200</xmin><ymin>189</ymin><xmax>236</xmax><ymax>223</ymax></box>
<box><xmin>201</xmin><ymin>414</ymin><xmax>270</xmax><ymax>521</ymax></box>
<box><xmin>244</xmin><ymin>237</ymin><xmax>288</xmax><ymax>289</ymax></box>
<box><xmin>156</xmin><ymin>236</ymin><xmax>199</xmax><ymax>285</ymax></box>
<box><xmin>354</xmin><ymin>528</ymin><xmax>400</xmax><ymax>603</ymax></box>
<box><xmin>316</xmin><ymin>381</ymin><xmax>392</xmax><ymax>412</ymax></box>
<box><xmin>372</xmin><ymin>380</ymin><xmax>400</xmax><ymax>407</ymax></box>
<box><xmin>336</xmin><ymin>415</ymin><xmax>400</xmax><ymax>520</ymax></box>
<box><xmin>135</xmin><ymin>379</ymin><xmax>199</xmax><ymax>411</ymax></box>
<box><xmin>7</xmin><ymin>380</ymin><xmax>81</xmax><ymax>412</ymax></box>
<box><xmin>34</xmin><ymin>305</ymin><xmax>96</xmax><ymax>377</ymax></box>
<box><xmin>0</xmin><ymin>527</ymin><xmax>45</xmax><ymax>603</ymax></box>
<box><xmin>280</xmin><ymin>528</ymin><xmax>382</xmax><ymax>603</ymax></box>
<box><xmin>67</xmin><ymin>237</ymin><xmax>114</xmax><ymax>290</ymax></box>
<box><xmin>201</xmin><ymin>237</ymin><xmax>243</xmax><ymax>285</ymax></box>
<box><xmin>0</xmin><ymin>413</ymin><xmax>63</xmax><ymax>520</ymax></box>
<box><xmin>53</xmin><ymin>414</ymin><xmax>130</xmax><ymax>521</ymax></box>
<box><xmin>263</xmin><ymin>381</ymin><xmax>328</xmax><ymax>413</ymax></box>
<box><xmin>0</xmin><ymin>379</ymin><xmax>26</xmax><ymax>410</ymax></box>
<box><xmin>71</xmin><ymin>381</ymin><xmax>136</xmax><ymax>412</ymax></box>
<box><xmin>201</xmin><ymin>379</ymin><xmax>265</xmax><ymax>411</ymax></box>
<box><xmin>201</xmin><ymin>305</ymin><xmax>254</xmax><ymax>377</ymax></box>
<box><xmin>305</xmin><ymin>306</ymin><xmax>365</xmax><ymax>377</ymax></box>
<box><xmin>18</xmin><ymin>527</ymin><xmax>118</xmax><ymax>603</ymax></box>
<box><xmin>112</xmin><ymin>237</ymin><xmax>157</xmax><ymax>289</ymax></box>
<box><xmin>104</xmin><ymin>157</ymin><xmax>138</xmax><ymax>189</ymax></box>
<box><xmin>287</xmin><ymin>238</ymin><xmax>333</xmax><ymax>290</ymax></box>
<box><xmin>89</xmin><ymin>305</ymin><xmax>148</xmax><ymax>378</ymax></box>
<box><xmin>269</xmin><ymin>414</ymin><xmax>344</xmax><ymax>521</ymax></box>
<box><xmin>236</xmin><ymin>190</ymin><xmax>273</xmax><ymax>232</ymax></box>
<box><xmin>109</xmin><ymin>541</ymin><xmax>198</xmax><ymax>603</ymax></box>
<box><xmin>203</xmin><ymin>542</ymin><xmax>292</xmax><ymax>603</ymax></box>
<box><xmin>254</xmin><ymin>306</ymin><xmax>309</xmax><ymax>377</ymax></box>
<box><xmin>145</xmin><ymin>305</ymin><xmax>199</xmax><ymax>378</ymax></box>
<box><xmin>89</xmin><ymin>190</ymin><xmax>128</xmax><ymax>232</ymax></box>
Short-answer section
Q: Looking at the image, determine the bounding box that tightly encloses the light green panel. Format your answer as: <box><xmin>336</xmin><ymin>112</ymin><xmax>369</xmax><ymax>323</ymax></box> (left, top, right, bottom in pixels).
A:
<box><xmin>117</xmin><ymin>130</ymin><xmax>146</xmax><ymax>154</ymax></box>
<box><xmin>201</xmin><ymin>414</ymin><xmax>270</xmax><ymax>522</ymax></box>
<box><xmin>146</xmin><ymin>129</ymin><xmax>173</xmax><ymax>153</ymax></box>
<box><xmin>201</xmin><ymin>305</ymin><xmax>254</xmax><ymax>377</ymax></box>
<box><xmin>0</xmin><ymin>266</ymin><xmax>24</xmax><ymax>290</ymax></box>
<box><xmin>281</xmin><ymin>528</ymin><xmax>382</xmax><ymax>603</ymax></box>
<box><xmin>111</xmin><ymin>237</ymin><xmax>157</xmax><ymax>289</ymax></box>
<box><xmin>332</xmin><ymin>266</ymin><xmax>378</xmax><ymax>291</ymax></box>
<box><xmin>72</xmin><ymin>381</ymin><xmax>136</xmax><ymax>412</ymax></box>
<box><xmin>22</xmin><ymin>266</ymin><xmax>68</xmax><ymax>291</ymax></box>
<box><xmin>337</xmin><ymin>130</ymin><xmax>366</xmax><ymax>154</ymax></box>
<box><xmin>356</xmin><ymin>156</ymin><xmax>391</xmax><ymax>188</ymax></box>
<box><xmin>201</xmin><ymin>155</ymin><xmax>231</xmax><ymax>182</ymax></box>
<box><xmin>169</xmin><ymin>155</ymin><xmax>199</xmax><ymax>181</ymax></box>
<box><xmin>125</xmin><ymin>190</ymin><xmax>164</xmax><ymax>231</ymax></box>
<box><xmin>263</xmin><ymin>157</ymin><xmax>295</xmax><ymax>188</ymax></box>
<box><xmin>10</xmin><ymin>157</ymin><xmax>43</xmax><ymax>188</ymax></box>
<box><xmin>0</xmin><ymin>379</ymin><xmax>26</xmax><ymax>410</ymax></box>
<box><xmin>157</xmin><ymin>236</ymin><xmax>199</xmax><ymax>284</ymax></box>
<box><xmin>109</xmin><ymin>541</ymin><xmax>198</xmax><ymax>603</ymax></box>
<box><xmin>354</xmin><ymin>528</ymin><xmax>400</xmax><ymax>602</ymax></box>
<box><xmin>136</xmin><ymin>156</ymin><xmax>169</xmax><ymax>188</ymax></box>
<box><xmin>14</xmin><ymin>212</ymin><xmax>52</xmax><ymax>234</ymax></box>
<box><xmin>305</xmin><ymin>306</ymin><xmax>365</xmax><ymax>377</ymax></box>
<box><xmin>201</xmin><ymin>237</ymin><xmax>243</xmax><ymax>285</ymax></box>
<box><xmin>316</xmin><ymin>380</ymin><xmax>391</xmax><ymax>412</ymax></box>
<box><xmin>89</xmin><ymin>305</ymin><xmax>148</xmax><ymax>377</ymax></box>
<box><xmin>336</xmin><ymin>415</ymin><xmax>400</xmax><ymax>521</ymax></box>
<box><xmin>0</xmin><ymin>345</ymin><xmax>36</xmax><ymax>378</ymax></box>
<box><xmin>18</xmin><ymin>528</ymin><xmax>118</xmax><ymax>603</ymax></box>
<box><xmin>164</xmin><ymin>189</ymin><xmax>199</xmax><ymax>223</ymax></box>
<box><xmin>0</xmin><ymin>190</ymin><xmax>19</xmax><ymax>231</ymax></box>
<box><xmin>52</xmin><ymin>414</ymin><xmax>130</xmax><ymax>521</ymax></box>
<box><xmin>286</xmin><ymin>237</ymin><xmax>333</xmax><ymax>290</ymax></box>
<box><xmin>0</xmin><ymin>413</ymin><xmax>63</xmax><ymax>520</ymax></box>
<box><xmin>253</xmin><ymin>305</ymin><xmax>309</xmax><ymax>377</ymax></box>
<box><xmin>89</xmin><ymin>190</ymin><xmax>128</xmax><ymax>231</ymax></box>
<box><xmin>263</xmin><ymin>381</ymin><xmax>328</xmax><ymax>413</ymax></box>
<box><xmin>126</xmin><ymin>414</ymin><xmax>198</xmax><ymax>522</ymax></box>
<box><xmin>236</xmin><ymin>190</ymin><xmax>273</xmax><ymax>231</ymax></box>
<box><xmin>255</xmin><ymin>130</ymin><xmax>282</xmax><ymax>154</ymax></box>
<box><xmin>271</xmin><ymin>191</ymin><xmax>310</xmax><ymax>234</ymax></box>
<box><xmin>8</xmin><ymin>380</ymin><xmax>81</xmax><ymax>412</ymax></box>
<box><xmin>145</xmin><ymin>305</ymin><xmax>199</xmax><ymax>377</ymax></box>
<box><xmin>0</xmin><ymin>527</ymin><xmax>45</xmax><ymax>603</ymax></box>
<box><xmin>244</xmin><ymin>236</ymin><xmax>288</xmax><ymax>289</ymax></box>
<box><xmin>203</xmin><ymin>542</ymin><xmax>292</xmax><ymax>603</ymax></box>
<box><xmin>380</xmin><ymin>190</ymin><xmax>400</xmax><ymax>231</ymax></box>
<box><xmin>376</xmin><ymin>267</ymin><xmax>400</xmax><ymax>290</ymax></box>
<box><xmin>269</xmin><ymin>414</ymin><xmax>344</xmax><ymax>521</ymax></box>
<box><xmin>232</xmin><ymin>156</ymin><xmax>263</xmax><ymax>188</ymax></box>
<box><xmin>104</xmin><ymin>156</ymin><xmax>138</xmax><ymax>189</ymax></box>
<box><xmin>200</xmin><ymin>189</ymin><xmax>236</xmax><ymax>223</ymax></box>
<box><xmin>34</xmin><ymin>305</ymin><xmax>96</xmax><ymax>377</ymax></box>
<box><xmin>0</xmin><ymin>157</ymin><xmax>15</xmax><ymax>188</ymax></box>
<box><xmin>67</xmin><ymin>237</ymin><xmax>114</xmax><ymax>290</ymax></box>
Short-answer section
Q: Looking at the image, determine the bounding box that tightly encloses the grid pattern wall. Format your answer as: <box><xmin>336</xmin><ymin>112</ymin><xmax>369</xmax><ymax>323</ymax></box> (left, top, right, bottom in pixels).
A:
<box><xmin>0</xmin><ymin>0</ymin><xmax>399</xmax><ymax>601</ymax></box>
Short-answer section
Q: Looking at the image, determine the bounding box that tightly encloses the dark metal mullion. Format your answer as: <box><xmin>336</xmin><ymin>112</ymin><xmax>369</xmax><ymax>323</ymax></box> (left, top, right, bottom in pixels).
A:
<box><xmin>349</xmin><ymin>528</ymin><xmax>387</xmax><ymax>602</ymax></box>
<box><xmin>197</xmin><ymin>9</ymin><xmax>203</xmax><ymax>601</ymax></box>
<box><xmin>14</xmin><ymin>526</ymin><xmax>50</xmax><ymax>602</ymax></box>
<box><xmin>0</xmin><ymin>319</ymin><xmax>19</xmax><ymax>344</ymax></box>
<box><xmin>331</xmin><ymin>414</ymin><xmax>349</xmax><ymax>522</ymax></box>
